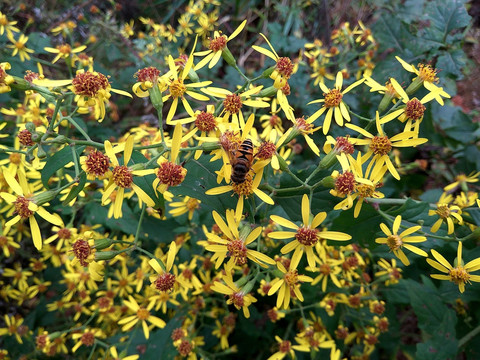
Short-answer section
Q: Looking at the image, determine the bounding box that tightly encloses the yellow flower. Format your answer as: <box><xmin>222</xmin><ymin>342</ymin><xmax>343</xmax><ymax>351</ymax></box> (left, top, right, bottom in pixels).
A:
<box><xmin>269</xmin><ymin>194</ymin><xmax>351</xmax><ymax>269</ymax></box>
<box><xmin>205</xmin><ymin>209</ymin><xmax>275</xmax><ymax>270</ymax></box>
<box><xmin>308</xmin><ymin>71</ymin><xmax>365</xmax><ymax>134</ymax></box>
<box><xmin>0</xmin><ymin>169</ymin><xmax>63</xmax><ymax>250</ymax></box>
<box><xmin>149</xmin><ymin>241</ymin><xmax>192</xmax><ymax>295</ymax></box>
<box><xmin>444</xmin><ymin>172</ymin><xmax>480</xmax><ymax>193</ymax></box>
<box><xmin>378</xmin><ymin>77</ymin><xmax>436</xmax><ymax>133</ymax></box>
<box><xmin>427</xmin><ymin>242</ymin><xmax>480</xmax><ymax>293</ymax></box>
<box><xmin>267</xmin><ymin>336</ymin><xmax>309</xmax><ymax>360</ymax></box>
<box><xmin>149</xmin><ymin>123</ymin><xmax>188</xmax><ymax>194</ymax></box>
<box><xmin>252</xmin><ymin>33</ymin><xmax>296</xmax><ymax>89</ymax></box>
<box><xmin>71</xmin><ymin>69</ymin><xmax>132</xmax><ymax>122</ymax></box>
<box><xmin>201</xmin><ymin>85</ymin><xmax>269</xmax><ymax>128</ymax></box>
<box><xmin>194</xmin><ymin>20</ymin><xmax>247</xmax><ymax>69</ymax></box>
<box><xmin>7</xmin><ymin>33</ymin><xmax>34</xmax><ymax>62</ymax></box>
<box><xmin>163</xmin><ymin>38</ymin><xmax>212</xmax><ymax>124</ymax></box>
<box><xmin>210</xmin><ymin>268</ymin><xmax>257</xmax><ymax>318</ymax></box>
<box><xmin>44</xmin><ymin>43</ymin><xmax>87</xmax><ymax>64</ymax></box>
<box><xmin>374</xmin><ymin>258</ymin><xmax>402</xmax><ymax>286</ymax></box>
<box><xmin>0</xmin><ymin>11</ymin><xmax>20</xmax><ymax>37</ymax></box>
<box><xmin>267</xmin><ymin>261</ymin><xmax>313</xmax><ymax>309</ymax></box>
<box><xmin>346</xmin><ymin>111</ymin><xmax>427</xmax><ymax>180</ymax></box>
<box><xmin>102</xmin><ymin>136</ymin><xmax>156</xmax><ymax>219</ymax></box>
<box><xmin>375</xmin><ymin>215</ymin><xmax>427</xmax><ymax>266</ymax></box>
<box><xmin>0</xmin><ymin>62</ymin><xmax>15</xmax><ymax>93</ymax></box>
<box><xmin>428</xmin><ymin>192</ymin><xmax>463</xmax><ymax>234</ymax></box>
<box><xmin>118</xmin><ymin>295</ymin><xmax>166</xmax><ymax>339</ymax></box>
<box><xmin>0</xmin><ymin>315</ymin><xmax>25</xmax><ymax>344</ymax></box>
<box><xmin>71</xmin><ymin>328</ymin><xmax>105</xmax><ymax>353</ymax></box>
<box><xmin>168</xmin><ymin>196</ymin><xmax>201</xmax><ymax>220</ymax></box>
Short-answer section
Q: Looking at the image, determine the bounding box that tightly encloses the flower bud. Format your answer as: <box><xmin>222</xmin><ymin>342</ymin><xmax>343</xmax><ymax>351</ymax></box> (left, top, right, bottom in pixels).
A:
<box><xmin>37</xmin><ymin>144</ymin><xmax>47</xmax><ymax>159</ymax></box>
<box><xmin>187</xmin><ymin>68</ymin><xmax>200</xmax><ymax>83</ymax></box>
<box><xmin>149</xmin><ymin>82</ymin><xmax>163</xmax><ymax>111</ymax></box>
<box><xmin>201</xmin><ymin>142</ymin><xmax>221</xmax><ymax>151</ymax></box>
<box><xmin>378</xmin><ymin>93</ymin><xmax>394</xmax><ymax>113</ymax></box>
<box><xmin>405</xmin><ymin>77</ymin><xmax>423</xmax><ymax>96</ymax></box>
<box><xmin>94</xmin><ymin>238</ymin><xmax>113</xmax><ymax>250</ymax></box>
<box><xmin>33</xmin><ymin>190</ymin><xmax>58</xmax><ymax>205</ymax></box>
<box><xmin>257</xmin><ymin>86</ymin><xmax>277</xmax><ymax>98</ymax></box>
<box><xmin>262</xmin><ymin>66</ymin><xmax>276</xmax><ymax>78</ymax></box>
<box><xmin>318</xmin><ymin>151</ymin><xmax>338</xmax><ymax>170</ymax></box>
<box><xmin>221</xmin><ymin>46</ymin><xmax>237</xmax><ymax>67</ymax></box>
<box><xmin>25</xmin><ymin>122</ymin><xmax>36</xmax><ymax>132</ymax></box>
<box><xmin>277</xmin><ymin>155</ymin><xmax>290</xmax><ymax>172</ymax></box>
<box><xmin>95</xmin><ymin>250</ymin><xmax>119</xmax><ymax>261</ymax></box>
<box><xmin>241</xmin><ymin>278</ymin><xmax>257</xmax><ymax>294</ymax></box>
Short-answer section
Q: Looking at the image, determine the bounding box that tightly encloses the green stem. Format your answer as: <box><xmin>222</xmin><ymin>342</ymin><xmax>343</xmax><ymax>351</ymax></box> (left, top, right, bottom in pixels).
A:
<box><xmin>459</xmin><ymin>324</ymin><xmax>480</xmax><ymax>348</ymax></box>
<box><xmin>134</xmin><ymin>204</ymin><xmax>146</xmax><ymax>247</ymax></box>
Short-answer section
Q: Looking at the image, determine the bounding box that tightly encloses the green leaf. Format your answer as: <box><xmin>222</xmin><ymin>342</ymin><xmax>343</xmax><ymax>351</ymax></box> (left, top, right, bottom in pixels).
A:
<box><xmin>331</xmin><ymin>201</ymin><xmax>383</xmax><ymax>246</ymax></box>
<box><xmin>436</xmin><ymin>49</ymin><xmax>467</xmax><ymax>79</ymax></box>
<box><xmin>41</xmin><ymin>145</ymin><xmax>85</xmax><ymax>188</ymax></box>
<box><xmin>422</xmin><ymin>0</ymin><xmax>470</xmax><ymax>36</ymax></box>
<box><xmin>62</xmin><ymin>172</ymin><xmax>86</xmax><ymax>206</ymax></box>
<box><xmin>407</xmin><ymin>278</ymin><xmax>457</xmax><ymax>334</ymax></box>
<box><xmin>170</xmin><ymin>156</ymin><xmax>236</xmax><ymax>214</ymax></box>
<box><xmin>387</xmin><ymin>198</ymin><xmax>430</xmax><ymax>222</ymax></box>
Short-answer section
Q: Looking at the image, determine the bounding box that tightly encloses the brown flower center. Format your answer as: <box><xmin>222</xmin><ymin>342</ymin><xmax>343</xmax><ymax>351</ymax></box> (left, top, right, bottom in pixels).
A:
<box><xmin>72</xmin><ymin>239</ymin><xmax>91</xmax><ymax>267</ymax></box>
<box><xmin>209</xmin><ymin>35</ymin><xmax>227</xmax><ymax>52</ymax></box>
<box><xmin>195</xmin><ymin>111</ymin><xmax>217</xmax><ymax>132</ymax></box>
<box><xmin>436</xmin><ymin>204</ymin><xmax>451</xmax><ymax>219</ymax></box>
<box><xmin>386</xmin><ymin>234</ymin><xmax>402</xmax><ymax>251</ymax></box>
<box><xmin>334</xmin><ymin>136</ymin><xmax>354</xmax><ymax>154</ymax></box>
<box><xmin>405</xmin><ymin>98</ymin><xmax>426</xmax><ymax>120</ymax></box>
<box><xmin>284</xmin><ymin>269</ymin><xmax>299</xmax><ymax>287</ymax></box>
<box><xmin>324</xmin><ymin>89</ymin><xmax>343</xmax><ymax>107</ymax></box>
<box><xmin>17</xmin><ymin>129</ymin><xmax>34</xmax><ymax>146</ymax></box>
<box><xmin>112</xmin><ymin>165</ymin><xmax>133</xmax><ymax>188</ymax></box>
<box><xmin>72</xmin><ymin>71</ymin><xmax>109</xmax><ymax>97</ymax></box>
<box><xmin>370</xmin><ymin>135</ymin><xmax>392</xmax><ymax>156</ymax></box>
<box><xmin>276</xmin><ymin>57</ymin><xmax>294</xmax><ymax>78</ymax></box>
<box><xmin>256</xmin><ymin>141</ymin><xmax>276</xmax><ymax>160</ymax></box>
<box><xmin>80</xmin><ymin>331</ymin><xmax>95</xmax><ymax>346</ymax></box>
<box><xmin>335</xmin><ymin>171</ymin><xmax>356</xmax><ymax>195</ymax></box>
<box><xmin>14</xmin><ymin>196</ymin><xmax>34</xmax><ymax>218</ymax></box>
<box><xmin>169</xmin><ymin>79</ymin><xmax>186</xmax><ymax>98</ymax></box>
<box><xmin>223</xmin><ymin>94</ymin><xmax>243</xmax><ymax>114</ymax></box>
<box><xmin>232</xmin><ymin>173</ymin><xmax>254</xmax><ymax>196</ymax></box>
<box><xmin>295</xmin><ymin>227</ymin><xmax>318</xmax><ymax>246</ymax></box>
<box><xmin>227</xmin><ymin>239</ymin><xmax>248</xmax><ymax>266</ymax></box>
<box><xmin>155</xmin><ymin>272</ymin><xmax>176</xmax><ymax>292</ymax></box>
<box><xmin>135</xmin><ymin>66</ymin><xmax>160</xmax><ymax>83</ymax></box>
<box><xmin>157</xmin><ymin>162</ymin><xmax>186</xmax><ymax>187</ymax></box>
<box><xmin>85</xmin><ymin>150</ymin><xmax>110</xmax><ymax>177</ymax></box>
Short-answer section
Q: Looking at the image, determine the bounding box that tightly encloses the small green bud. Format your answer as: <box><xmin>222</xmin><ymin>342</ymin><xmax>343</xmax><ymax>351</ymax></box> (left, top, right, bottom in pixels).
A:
<box><xmin>95</xmin><ymin>250</ymin><xmax>119</xmax><ymax>261</ymax></box>
<box><xmin>149</xmin><ymin>83</ymin><xmax>163</xmax><ymax>111</ymax></box>
<box><xmin>318</xmin><ymin>151</ymin><xmax>338</xmax><ymax>170</ymax></box>
<box><xmin>94</xmin><ymin>238</ymin><xmax>113</xmax><ymax>250</ymax></box>
<box><xmin>221</xmin><ymin>46</ymin><xmax>237</xmax><ymax>67</ymax></box>
<box><xmin>318</xmin><ymin>176</ymin><xmax>335</xmax><ymax>189</ymax></box>
<box><xmin>277</xmin><ymin>155</ymin><xmax>290</xmax><ymax>172</ymax></box>
<box><xmin>257</xmin><ymin>86</ymin><xmax>277</xmax><ymax>98</ymax></box>
<box><xmin>201</xmin><ymin>142</ymin><xmax>221</xmax><ymax>151</ymax></box>
<box><xmin>405</xmin><ymin>77</ymin><xmax>423</xmax><ymax>96</ymax></box>
<box><xmin>262</xmin><ymin>66</ymin><xmax>276</xmax><ymax>78</ymax></box>
<box><xmin>378</xmin><ymin>93</ymin><xmax>394</xmax><ymax>113</ymax></box>
<box><xmin>37</xmin><ymin>144</ymin><xmax>47</xmax><ymax>159</ymax></box>
<box><xmin>234</xmin><ymin>275</ymin><xmax>250</xmax><ymax>288</ymax></box>
<box><xmin>25</xmin><ymin>122</ymin><xmax>36</xmax><ymax>132</ymax></box>
<box><xmin>33</xmin><ymin>190</ymin><xmax>57</xmax><ymax>205</ymax></box>
<box><xmin>187</xmin><ymin>68</ymin><xmax>200</xmax><ymax>83</ymax></box>
<box><xmin>241</xmin><ymin>278</ymin><xmax>257</xmax><ymax>294</ymax></box>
